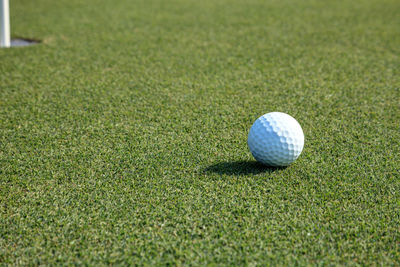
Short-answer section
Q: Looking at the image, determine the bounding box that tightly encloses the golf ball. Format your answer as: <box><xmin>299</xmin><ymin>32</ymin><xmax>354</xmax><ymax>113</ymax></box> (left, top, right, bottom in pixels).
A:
<box><xmin>248</xmin><ymin>112</ymin><xmax>304</xmax><ymax>166</ymax></box>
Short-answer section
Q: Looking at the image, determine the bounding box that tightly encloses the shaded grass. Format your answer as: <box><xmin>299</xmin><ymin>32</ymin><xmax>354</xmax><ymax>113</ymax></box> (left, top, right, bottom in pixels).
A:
<box><xmin>205</xmin><ymin>161</ymin><xmax>282</xmax><ymax>176</ymax></box>
<box><xmin>1</xmin><ymin>0</ymin><xmax>399</xmax><ymax>265</ymax></box>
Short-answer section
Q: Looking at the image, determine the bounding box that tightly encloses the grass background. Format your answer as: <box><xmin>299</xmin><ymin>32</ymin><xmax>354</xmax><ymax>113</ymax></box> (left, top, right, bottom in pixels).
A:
<box><xmin>1</xmin><ymin>0</ymin><xmax>399</xmax><ymax>265</ymax></box>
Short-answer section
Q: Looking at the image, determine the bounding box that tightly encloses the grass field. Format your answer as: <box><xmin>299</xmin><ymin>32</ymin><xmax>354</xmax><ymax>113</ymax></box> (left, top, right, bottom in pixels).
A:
<box><xmin>1</xmin><ymin>0</ymin><xmax>399</xmax><ymax>265</ymax></box>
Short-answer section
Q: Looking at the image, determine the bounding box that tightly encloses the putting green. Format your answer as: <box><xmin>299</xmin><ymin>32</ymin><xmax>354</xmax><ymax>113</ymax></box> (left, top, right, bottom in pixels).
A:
<box><xmin>1</xmin><ymin>0</ymin><xmax>399</xmax><ymax>265</ymax></box>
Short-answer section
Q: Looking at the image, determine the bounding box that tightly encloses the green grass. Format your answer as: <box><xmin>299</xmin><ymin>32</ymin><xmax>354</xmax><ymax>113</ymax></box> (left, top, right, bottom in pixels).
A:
<box><xmin>1</xmin><ymin>0</ymin><xmax>399</xmax><ymax>265</ymax></box>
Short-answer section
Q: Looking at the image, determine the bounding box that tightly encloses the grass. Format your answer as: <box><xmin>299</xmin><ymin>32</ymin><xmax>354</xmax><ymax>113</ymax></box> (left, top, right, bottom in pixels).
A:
<box><xmin>1</xmin><ymin>0</ymin><xmax>399</xmax><ymax>265</ymax></box>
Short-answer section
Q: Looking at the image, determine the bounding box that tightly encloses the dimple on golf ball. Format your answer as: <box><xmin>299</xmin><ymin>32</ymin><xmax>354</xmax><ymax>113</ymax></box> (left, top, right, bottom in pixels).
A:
<box><xmin>247</xmin><ymin>112</ymin><xmax>304</xmax><ymax>166</ymax></box>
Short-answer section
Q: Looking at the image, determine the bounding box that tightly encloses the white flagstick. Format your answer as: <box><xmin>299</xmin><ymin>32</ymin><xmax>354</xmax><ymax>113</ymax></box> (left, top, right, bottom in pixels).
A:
<box><xmin>1</xmin><ymin>0</ymin><xmax>10</xmax><ymax>47</ymax></box>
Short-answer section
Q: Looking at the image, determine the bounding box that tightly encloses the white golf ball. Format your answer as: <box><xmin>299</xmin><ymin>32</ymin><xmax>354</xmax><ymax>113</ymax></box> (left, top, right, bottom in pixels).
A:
<box><xmin>247</xmin><ymin>112</ymin><xmax>304</xmax><ymax>166</ymax></box>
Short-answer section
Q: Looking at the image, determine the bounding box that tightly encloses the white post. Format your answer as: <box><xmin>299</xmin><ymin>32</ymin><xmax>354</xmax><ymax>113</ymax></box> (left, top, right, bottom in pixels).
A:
<box><xmin>0</xmin><ymin>0</ymin><xmax>10</xmax><ymax>48</ymax></box>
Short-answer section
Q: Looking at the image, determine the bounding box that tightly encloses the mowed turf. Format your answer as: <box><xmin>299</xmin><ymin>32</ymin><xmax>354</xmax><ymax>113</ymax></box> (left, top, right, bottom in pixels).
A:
<box><xmin>1</xmin><ymin>0</ymin><xmax>399</xmax><ymax>265</ymax></box>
